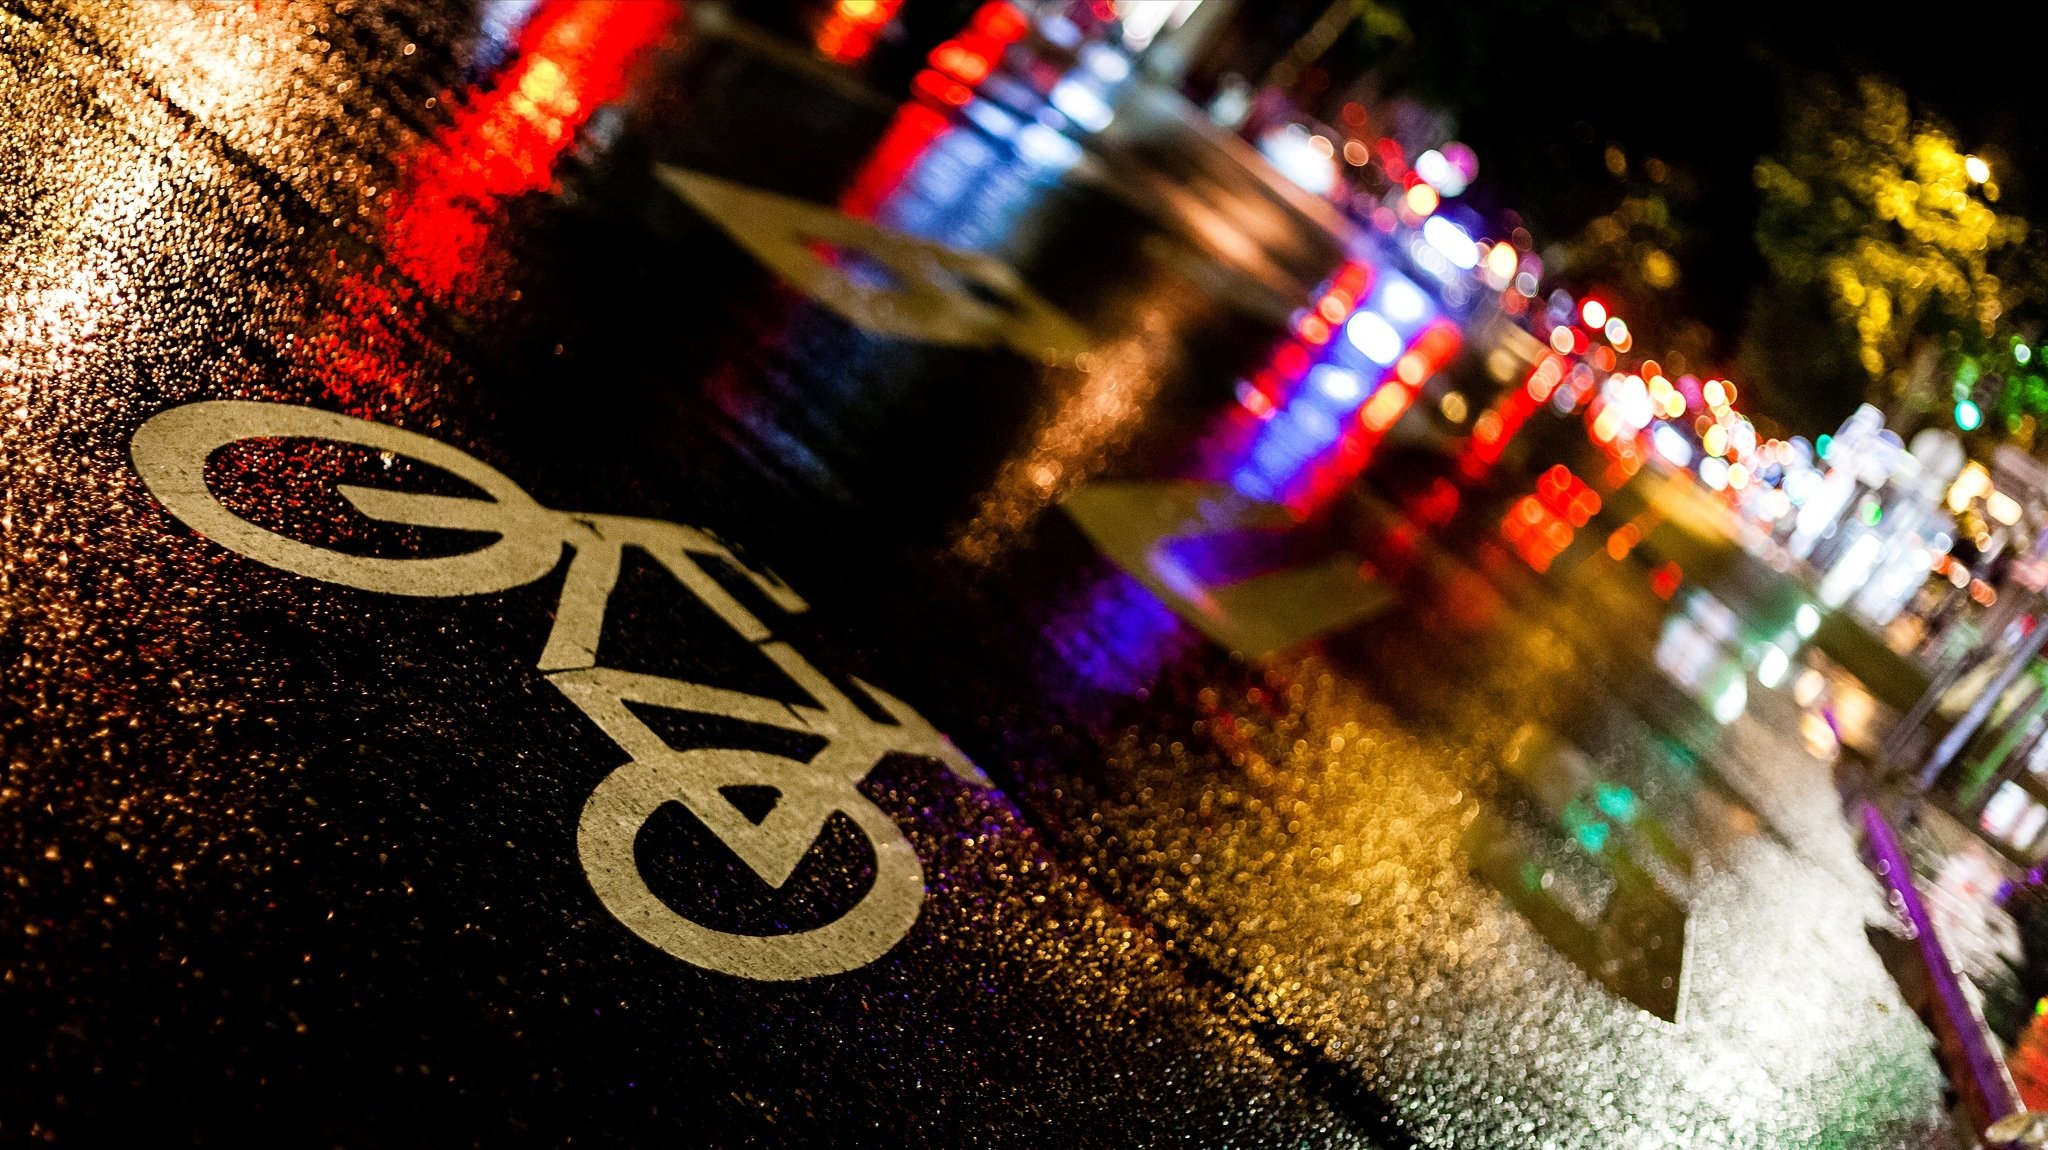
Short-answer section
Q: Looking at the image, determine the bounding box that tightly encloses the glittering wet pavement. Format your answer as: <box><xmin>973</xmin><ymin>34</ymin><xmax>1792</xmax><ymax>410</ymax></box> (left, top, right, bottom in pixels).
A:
<box><xmin>0</xmin><ymin>3</ymin><xmax>1956</xmax><ymax>1146</ymax></box>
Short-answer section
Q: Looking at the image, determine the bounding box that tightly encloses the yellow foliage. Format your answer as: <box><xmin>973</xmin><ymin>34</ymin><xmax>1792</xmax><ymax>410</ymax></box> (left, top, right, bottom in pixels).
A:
<box><xmin>1754</xmin><ymin>76</ymin><xmax>2029</xmax><ymax>397</ymax></box>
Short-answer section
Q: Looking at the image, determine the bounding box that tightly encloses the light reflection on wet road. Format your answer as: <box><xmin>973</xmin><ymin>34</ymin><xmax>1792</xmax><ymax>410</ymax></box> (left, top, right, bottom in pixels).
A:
<box><xmin>0</xmin><ymin>3</ymin><xmax>1955</xmax><ymax>1146</ymax></box>
<box><xmin>1001</xmin><ymin>553</ymin><xmax>1944</xmax><ymax>1146</ymax></box>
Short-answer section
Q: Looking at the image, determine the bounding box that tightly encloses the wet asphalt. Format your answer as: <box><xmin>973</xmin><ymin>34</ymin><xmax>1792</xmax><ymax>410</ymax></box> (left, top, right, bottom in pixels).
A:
<box><xmin>0</xmin><ymin>3</ymin><xmax>1955</xmax><ymax>1146</ymax></box>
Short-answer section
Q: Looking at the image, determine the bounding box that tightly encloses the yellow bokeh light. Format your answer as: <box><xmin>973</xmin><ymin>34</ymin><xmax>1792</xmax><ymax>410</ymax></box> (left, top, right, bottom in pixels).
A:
<box><xmin>1486</xmin><ymin>242</ymin><xmax>1518</xmax><ymax>281</ymax></box>
<box><xmin>1988</xmin><ymin>490</ymin><xmax>2023</xmax><ymax>525</ymax></box>
<box><xmin>1947</xmin><ymin>461</ymin><xmax>1991</xmax><ymax>513</ymax></box>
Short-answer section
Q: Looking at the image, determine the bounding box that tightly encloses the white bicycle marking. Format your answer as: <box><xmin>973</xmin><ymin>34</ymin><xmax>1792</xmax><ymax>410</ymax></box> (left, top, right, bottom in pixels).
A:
<box><xmin>133</xmin><ymin>400</ymin><xmax>987</xmax><ymax>980</ymax></box>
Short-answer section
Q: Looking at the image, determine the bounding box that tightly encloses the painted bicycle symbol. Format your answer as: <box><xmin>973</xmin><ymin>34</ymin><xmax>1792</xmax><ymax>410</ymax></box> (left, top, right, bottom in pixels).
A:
<box><xmin>132</xmin><ymin>400</ymin><xmax>988</xmax><ymax>980</ymax></box>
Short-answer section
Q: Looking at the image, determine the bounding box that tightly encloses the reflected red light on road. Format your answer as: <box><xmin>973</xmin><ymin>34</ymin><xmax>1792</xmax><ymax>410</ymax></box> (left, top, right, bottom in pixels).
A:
<box><xmin>1408</xmin><ymin>477</ymin><xmax>1461</xmax><ymax>527</ymax></box>
<box><xmin>1390</xmin><ymin>320</ymin><xmax>1461</xmax><ymax>389</ymax></box>
<box><xmin>1536</xmin><ymin>465</ymin><xmax>1594</xmax><ymax>510</ymax></box>
<box><xmin>1606</xmin><ymin>522</ymin><xmax>1641</xmax><ymax>560</ymax></box>
<box><xmin>1406</xmin><ymin>321</ymin><xmax>1460</xmax><ymax>373</ymax></box>
<box><xmin>1237</xmin><ymin>384</ymin><xmax>1275</xmax><ymax>418</ymax></box>
<box><xmin>1458</xmin><ymin>364</ymin><xmax>1545</xmax><ymax>480</ymax></box>
<box><xmin>296</xmin><ymin>266</ymin><xmax>446</xmax><ymax>407</ymax></box>
<box><xmin>1472</xmin><ymin>411</ymin><xmax>1505</xmax><ymax>445</ymax></box>
<box><xmin>1504</xmin><ymin>465</ymin><xmax>1599</xmax><ymax>572</ymax></box>
<box><xmin>975</xmin><ymin>0</ymin><xmax>1030</xmax><ymax>40</ymax></box>
<box><xmin>1525</xmin><ymin>355</ymin><xmax>1565</xmax><ymax>402</ymax></box>
<box><xmin>910</xmin><ymin>3</ymin><xmax>1027</xmax><ymax>113</ymax></box>
<box><xmin>384</xmin><ymin>0</ymin><xmax>676</xmax><ymax>299</ymax></box>
<box><xmin>1567</xmin><ymin>490</ymin><xmax>1600</xmax><ymax>526</ymax></box>
<box><xmin>912</xmin><ymin>69</ymin><xmax>975</xmax><ymax>108</ymax></box>
<box><xmin>931</xmin><ymin>37</ymin><xmax>998</xmax><ymax>85</ymax></box>
<box><xmin>1359</xmin><ymin>381</ymin><xmax>1412</xmax><ymax>432</ymax></box>
<box><xmin>817</xmin><ymin>0</ymin><xmax>904</xmax><ymax>64</ymax></box>
<box><xmin>1373</xmin><ymin>136</ymin><xmax>1408</xmax><ymax>179</ymax></box>
<box><xmin>1501</xmin><ymin>496</ymin><xmax>1566</xmax><ymax>573</ymax></box>
<box><xmin>312</xmin><ymin>0</ymin><xmax>672</xmax><ymax>407</ymax></box>
<box><xmin>1273</xmin><ymin>343</ymin><xmax>1310</xmax><ymax>381</ymax></box>
<box><xmin>1329</xmin><ymin>261</ymin><xmax>1372</xmax><ymax>300</ymax></box>
<box><xmin>1651</xmin><ymin>561</ymin><xmax>1683</xmax><ymax>599</ymax></box>
<box><xmin>838</xmin><ymin>102</ymin><xmax>952</xmax><ymax>218</ymax></box>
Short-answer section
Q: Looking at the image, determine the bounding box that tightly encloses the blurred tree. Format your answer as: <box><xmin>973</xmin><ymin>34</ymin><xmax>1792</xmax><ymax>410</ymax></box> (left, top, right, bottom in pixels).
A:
<box><xmin>1751</xmin><ymin>75</ymin><xmax>2035</xmax><ymax>426</ymax></box>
